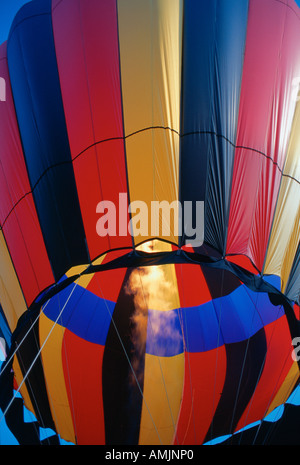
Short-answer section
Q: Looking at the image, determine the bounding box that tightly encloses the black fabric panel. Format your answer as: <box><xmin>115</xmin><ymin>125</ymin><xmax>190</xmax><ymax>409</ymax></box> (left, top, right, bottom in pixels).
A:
<box><xmin>285</xmin><ymin>241</ymin><xmax>300</xmax><ymax>305</ymax></box>
<box><xmin>0</xmin><ymin>360</ymin><xmax>60</xmax><ymax>444</ymax></box>
<box><xmin>200</xmin><ymin>265</ymin><xmax>242</xmax><ymax>299</ymax></box>
<box><xmin>0</xmin><ymin>367</ymin><xmax>41</xmax><ymax>445</ymax></box>
<box><xmin>102</xmin><ymin>268</ymin><xmax>146</xmax><ymax>445</ymax></box>
<box><xmin>222</xmin><ymin>402</ymin><xmax>300</xmax><ymax>445</ymax></box>
<box><xmin>204</xmin><ymin>328</ymin><xmax>267</xmax><ymax>442</ymax></box>
<box><xmin>179</xmin><ymin>0</ymin><xmax>248</xmax><ymax>251</ymax></box>
<box><xmin>14</xmin><ymin>314</ymin><xmax>55</xmax><ymax>431</ymax></box>
<box><xmin>6</xmin><ymin>0</ymin><xmax>89</xmax><ymax>280</ymax></box>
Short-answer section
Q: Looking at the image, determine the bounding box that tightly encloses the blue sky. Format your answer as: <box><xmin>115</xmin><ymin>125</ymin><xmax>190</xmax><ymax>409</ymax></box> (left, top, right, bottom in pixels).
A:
<box><xmin>0</xmin><ymin>0</ymin><xmax>31</xmax><ymax>44</ymax></box>
<box><xmin>1</xmin><ymin>0</ymin><xmax>300</xmax><ymax>45</ymax></box>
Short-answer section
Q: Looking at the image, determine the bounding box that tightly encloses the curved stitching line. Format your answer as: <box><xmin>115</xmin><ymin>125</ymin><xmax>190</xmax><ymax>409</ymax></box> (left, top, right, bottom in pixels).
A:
<box><xmin>0</xmin><ymin>127</ymin><xmax>299</xmax><ymax>231</ymax></box>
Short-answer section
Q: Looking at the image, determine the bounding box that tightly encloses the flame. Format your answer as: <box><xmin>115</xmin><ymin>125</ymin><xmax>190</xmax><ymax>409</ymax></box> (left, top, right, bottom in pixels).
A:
<box><xmin>125</xmin><ymin>240</ymin><xmax>182</xmax><ymax>383</ymax></box>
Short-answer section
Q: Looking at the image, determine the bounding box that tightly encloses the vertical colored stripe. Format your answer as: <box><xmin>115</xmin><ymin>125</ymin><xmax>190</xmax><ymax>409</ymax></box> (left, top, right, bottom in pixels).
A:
<box><xmin>235</xmin><ymin>316</ymin><xmax>296</xmax><ymax>432</ymax></box>
<box><xmin>139</xmin><ymin>353</ymin><xmax>184</xmax><ymax>445</ymax></box>
<box><xmin>137</xmin><ymin>242</ymin><xmax>184</xmax><ymax>444</ymax></box>
<box><xmin>285</xmin><ymin>242</ymin><xmax>300</xmax><ymax>303</ymax></box>
<box><xmin>52</xmin><ymin>0</ymin><xmax>131</xmax><ymax>261</ymax></box>
<box><xmin>264</xmin><ymin>89</ymin><xmax>300</xmax><ymax>291</ymax></box>
<box><xmin>266</xmin><ymin>360</ymin><xmax>300</xmax><ymax>417</ymax></box>
<box><xmin>14</xmin><ymin>313</ymin><xmax>55</xmax><ymax>430</ymax></box>
<box><xmin>39</xmin><ymin>312</ymin><xmax>76</xmax><ymax>444</ymax></box>
<box><xmin>0</xmin><ymin>43</ymin><xmax>53</xmax><ymax>306</ymax></box>
<box><xmin>175</xmin><ymin>348</ymin><xmax>227</xmax><ymax>445</ymax></box>
<box><xmin>207</xmin><ymin>328</ymin><xmax>267</xmax><ymax>439</ymax></box>
<box><xmin>7</xmin><ymin>0</ymin><xmax>88</xmax><ymax>281</ymax></box>
<box><xmin>117</xmin><ymin>0</ymin><xmax>182</xmax><ymax>245</ymax></box>
<box><xmin>174</xmin><ymin>263</ymin><xmax>212</xmax><ymax>308</ymax></box>
<box><xmin>63</xmin><ymin>329</ymin><xmax>105</xmax><ymax>445</ymax></box>
<box><xmin>226</xmin><ymin>0</ymin><xmax>300</xmax><ymax>271</ymax></box>
<box><xmin>0</xmin><ymin>232</ymin><xmax>27</xmax><ymax>332</ymax></box>
<box><xmin>180</xmin><ymin>0</ymin><xmax>248</xmax><ymax>251</ymax></box>
<box><xmin>102</xmin><ymin>268</ymin><xmax>143</xmax><ymax>445</ymax></box>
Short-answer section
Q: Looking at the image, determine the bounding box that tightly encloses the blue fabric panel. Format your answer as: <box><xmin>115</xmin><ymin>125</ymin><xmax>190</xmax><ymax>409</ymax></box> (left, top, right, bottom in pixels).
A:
<box><xmin>263</xmin><ymin>274</ymin><xmax>282</xmax><ymax>291</ymax></box>
<box><xmin>6</xmin><ymin>0</ymin><xmax>89</xmax><ymax>280</ymax></box>
<box><xmin>43</xmin><ymin>276</ymin><xmax>285</xmax><ymax>356</ymax></box>
<box><xmin>146</xmin><ymin>309</ymin><xmax>184</xmax><ymax>356</ymax></box>
<box><xmin>0</xmin><ymin>305</ymin><xmax>11</xmax><ymax>349</ymax></box>
<box><xmin>180</xmin><ymin>0</ymin><xmax>249</xmax><ymax>251</ymax></box>
<box><xmin>181</xmin><ymin>300</ymin><xmax>222</xmax><ymax>353</ymax></box>
<box><xmin>145</xmin><ymin>284</ymin><xmax>284</xmax><ymax>356</ymax></box>
<box><xmin>286</xmin><ymin>241</ymin><xmax>300</xmax><ymax>304</ymax></box>
<box><xmin>0</xmin><ymin>404</ymin><xmax>19</xmax><ymax>445</ymax></box>
<box><xmin>42</xmin><ymin>274</ymin><xmax>285</xmax><ymax>357</ymax></box>
<box><xmin>181</xmin><ymin>284</ymin><xmax>284</xmax><ymax>353</ymax></box>
<box><xmin>42</xmin><ymin>283</ymin><xmax>113</xmax><ymax>346</ymax></box>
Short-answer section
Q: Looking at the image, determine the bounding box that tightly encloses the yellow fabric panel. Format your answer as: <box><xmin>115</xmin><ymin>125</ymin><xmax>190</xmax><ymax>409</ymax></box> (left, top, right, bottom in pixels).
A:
<box><xmin>12</xmin><ymin>356</ymin><xmax>35</xmax><ymax>417</ymax></box>
<box><xmin>39</xmin><ymin>311</ymin><xmax>76</xmax><ymax>444</ymax></box>
<box><xmin>264</xmin><ymin>100</ymin><xmax>300</xmax><ymax>291</ymax></box>
<box><xmin>66</xmin><ymin>265</ymin><xmax>93</xmax><ymax>289</ymax></box>
<box><xmin>281</xmin><ymin>206</ymin><xmax>300</xmax><ymax>293</ymax></box>
<box><xmin>0</xmin><ymin>231</ymin><xmax>27</xmax><ymax>332</ymax></box>
<box><xmin>117</xmin><ymin>0</ymin><xmax>182</xmax><ymax>245</ymax></box>
<box><xmin>92</xmin><ymin>253</ymin><xmax>106</xmax><ymax>266</ymax></box>
<box><xmin>130</xmin><ymin>240</ymin><xmax>183</xmax><ymax>444</ymax></box>
<box><xmin>134</xmin><ymin>241</ymin><xmax>180</xmax><ymax>312</ymax></box>
<box><xmin>65</xmin><ymin>264</ymin><xmax>89</xmax><ymax>277</ymax></box>
<box><xmin>65</xmin><ymin>254</ymin><xmax>106</xmax><ymax>289</ymax></box>
<box><xmin>139</xmin><ymin>353</ymin><xmax>184</xmax><ymax>445</ymax></box>
<box><xmin>117</xmin><ymin>0</ymin><xmax>182</xmax><ymax>135</ymax></box>
<box><xmin>266</xmin><ymin>361</ymin><xmax>300</xmax><ymax>416</ymax></box>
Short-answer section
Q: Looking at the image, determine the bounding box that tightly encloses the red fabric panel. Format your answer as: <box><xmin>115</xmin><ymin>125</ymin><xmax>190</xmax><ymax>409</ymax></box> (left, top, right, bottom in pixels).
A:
<box><xmin>63</xmin><ymin>329</ymin><xmax>105</xmax><ymax>445</ymax></box>
<box><xmin>174</xmin><ymin>347</ymin><xmax>227</xmax><ymax>445</ymax></box>
<box><xmin>235</xmin><ymin>316</ymin><xmax>294</xmax><ymax>433</ymax></box>
<box><xmin>226</xmin><ymin>0</ymin><xmax>300</xmax><ymax>270</ymax></box>
<box><xmin>87</xmin><ymin>267</ymin><xmax>127</xmax><ymax>302</ymax></box>
<box><xmin>72</xmin><ymin>141</ymin><xmax>131</xmax><ymax>258</ymax></box>
<box><xmin>0</xmin><ymin>43</ymin><xmax>53</xmax><ymax>306</ymax></box>
<box><xmin>226</xmin><ymin>254</ymin><xmax>258</xmax><ymax>275</ymax></box>
<box><xmin>52</xmin><ymin>0</ymin><xmax>131</xmax><ymax>261</ymax></box>
<box><xmin>175</xmin><ymin>263</ymin><xmax>212</xmax><ymax>307</ymax></box>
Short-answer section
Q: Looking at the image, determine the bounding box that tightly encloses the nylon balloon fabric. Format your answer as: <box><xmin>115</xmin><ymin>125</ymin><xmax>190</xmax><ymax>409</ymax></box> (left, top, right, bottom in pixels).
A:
<box><xmin>0</xmin><ymin>0</ymin><xmax>300</xmax><ymax>446</ymax></box>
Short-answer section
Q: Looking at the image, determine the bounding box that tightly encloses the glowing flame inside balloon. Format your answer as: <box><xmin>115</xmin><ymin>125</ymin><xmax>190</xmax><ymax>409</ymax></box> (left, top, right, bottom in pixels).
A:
<box><xmin>125</xmin><ymin>241</ymin><xmax>183</xmax><ymax>384</ymax></box>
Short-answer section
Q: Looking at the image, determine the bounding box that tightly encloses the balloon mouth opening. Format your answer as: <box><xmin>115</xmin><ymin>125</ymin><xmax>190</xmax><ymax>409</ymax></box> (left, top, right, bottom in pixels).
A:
<box><xmin>30</xmin><ymin>241</ymin><xmax>296</xmax><ymax>318</ymax></box>
<box><xmin>136</xmin><ymin>239</ymin><xmax>165</xmax><ymax>253</ymax></box>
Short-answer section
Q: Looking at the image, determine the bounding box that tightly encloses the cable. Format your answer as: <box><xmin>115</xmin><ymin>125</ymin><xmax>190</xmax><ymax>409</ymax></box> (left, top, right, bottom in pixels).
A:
<box><xmin>0</xmin><ymin>280</ymin><xmax>78</xmax><ymax>429</ymax></box>
<box><xmin>0</xmin><ymin>298</ymin><xmax>51</xmax><ymax>381</ymax></box>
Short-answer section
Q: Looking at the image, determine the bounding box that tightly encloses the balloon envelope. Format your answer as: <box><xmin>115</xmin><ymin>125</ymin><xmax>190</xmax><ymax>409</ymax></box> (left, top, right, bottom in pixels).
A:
<box><xmin>0</xmin><ymin>0</ymin><xmax>300</xmax><ymax>445</ymax></box>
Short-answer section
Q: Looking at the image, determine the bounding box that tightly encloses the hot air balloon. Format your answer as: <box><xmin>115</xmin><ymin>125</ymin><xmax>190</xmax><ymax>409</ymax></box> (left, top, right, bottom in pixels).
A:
<box><xmin>0</xmin><ymin>0</ymin><xmax>300</xmax><ymax>446</ymax></box>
